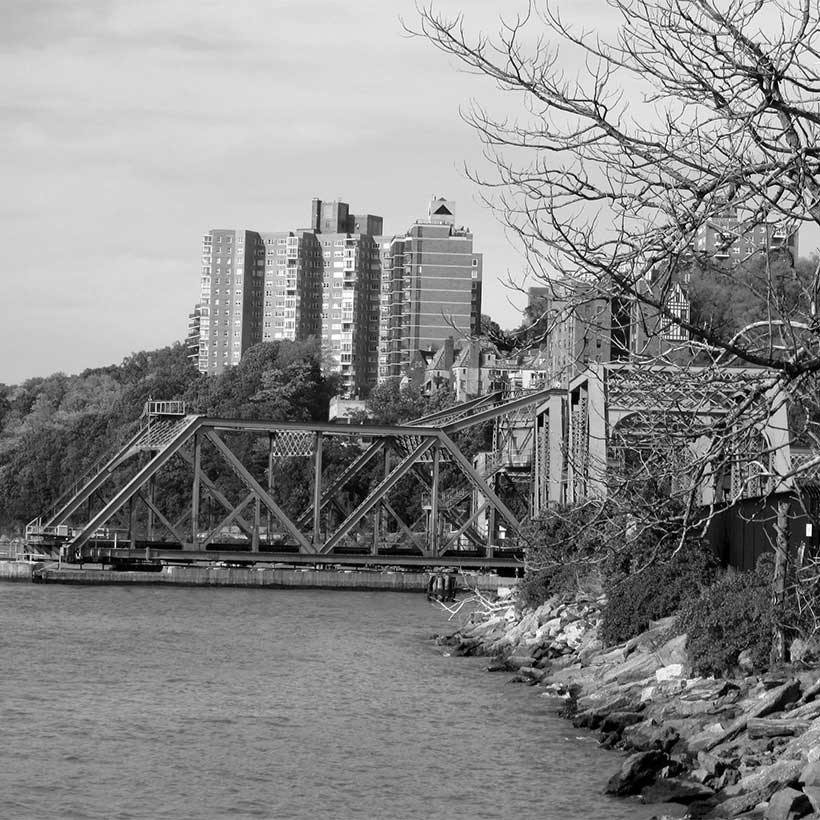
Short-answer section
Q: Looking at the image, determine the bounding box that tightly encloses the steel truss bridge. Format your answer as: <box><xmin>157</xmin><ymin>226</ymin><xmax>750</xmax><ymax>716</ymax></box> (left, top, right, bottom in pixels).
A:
<box><xmin>25</xmin><ymin>390</ymin><xmax>554</xmax><ymax>570</ymax></box>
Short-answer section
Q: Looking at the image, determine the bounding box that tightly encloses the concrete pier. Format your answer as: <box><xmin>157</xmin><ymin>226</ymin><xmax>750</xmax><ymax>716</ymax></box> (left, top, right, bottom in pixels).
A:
<box><xmin>0</xmin><ymin>560</ymin><xmax>515</xmax><ymax>593</ymax></box>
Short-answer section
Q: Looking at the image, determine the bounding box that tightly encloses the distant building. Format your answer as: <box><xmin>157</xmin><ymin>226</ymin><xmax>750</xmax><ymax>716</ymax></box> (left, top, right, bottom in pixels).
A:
<box><xmin>378</xmin><ymin>197</ymin><xmax>482</xmax><ymax>382</ymax></box>
<box><xmin>186</xmin><ymin>305</ymin><xmax>200</xmax><ymax>365</ymax></box>
<box><xmin>197</xmin><ymin>199</ymin><xmax>382</xmax><ymax>396</ymax></box>
<box><xmin>695</xmin><ymin>204</ymin><xmax>799</xmax><ymax>260</ymax></box>
<box><xmin>524</xmin><ymin>280</ymin><xmax>669</xmax><ymax>387</ymax></box>
<box><xmin>197</xmin><ymin>197</ymin><xmax>482</xmax><ymax>396</ymax></box>
<box><xmin>197</xmin><ymin>229</ymin><xmax>267</xmax><ymax>374</ymax></box>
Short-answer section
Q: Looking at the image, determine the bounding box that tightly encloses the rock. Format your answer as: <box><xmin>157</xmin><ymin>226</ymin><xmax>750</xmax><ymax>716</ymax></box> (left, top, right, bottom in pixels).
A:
<box><xmin>605</xmin><ymin>750</ymin><xmax>668</xmax><ymax>796</ymax></box>
<box><xmin>802</xmin><ymin>761</ymin><xmax>820</xmax><ymax>788</ymax></box>
<box><xmin>563</xmin><ymin>621</ymin><xmax>587</xmax><ymax>649</ymax></box>
<box><xmin>764</xmin><ymin>787</ymin><xmax>813</xmax><ymax>820</ymax></box>
<box><xmin>805</xmin><ymin>787</ymin><xmax>820</xmax><ymax>813</ymax></box>
<box><xmin>689</xmin><ymin>722</ymin><xmax>732</xmax><ymax>754</ymax></box>
<box><xmin>705</xmin><ymin>784</ymin><xmax>780</xmax><ymax>818</ymax></box>
<box><xmin>798</xmin><ymin>676</ymin><xmax>820</xmax><ymax>706</ymax></box>
<box><xmin>801</xmin><ymin>761</ymin><xmax>820</xmax><ymax>812</ymax></box>
<box><xmin>699</xmin><ymin>751</ymin><xmax>727</xmax><ymax>777</ymax></box>
<box><xmin>600</xmin><ymin>650</ymin><xmax>665</xmax><ymax>685</ymax></box>
<box><xmin>506</xmin><ymin>654</ymin><xmax>537</xmax><ymax>669</ymax></box>
<box><xmin>688</xmin><ymin>680</ymin><xmax>803</xmax><ymax>754</ymax></box>
<box><xmin>641</xmin><ymin>777</ymin><xmax>715</xmax><ymax>805</ymax></box>
<box><xmin>723</xmin><ymin>758</ymin><xmax>804</xmax><ymax>799</ymax></box>
<box><xmin>591</xmin><ymin>645</ymin><xmax>630</xmax><ymax>666</ymax></box>
<box><xmin>599</xmin><ymin>710</ymin><xmax>646</xmax><ymax>735</ymax></box>
<box><xmin>738</xmin><ymin>650</ymin><xmax>759</xmax><ymax>675</ymax></box>
<box><xmin>791</xmin><ymin>638</ymin><xmax>820</xmax><ymax>667</ymax></box>
<box><xmin>622</xmin><ymin>719</ymin><xmax>681</xmax><ymax>753</ymax></box>
<box><xmin>657</xmin><ymin>663</ymin><xmax>686</xmax><ymax>682</ymax></box>
<box><xmin>578</xmin><ymin>634</ymin><xmax>603</xmax><ymax>666</ymax></box>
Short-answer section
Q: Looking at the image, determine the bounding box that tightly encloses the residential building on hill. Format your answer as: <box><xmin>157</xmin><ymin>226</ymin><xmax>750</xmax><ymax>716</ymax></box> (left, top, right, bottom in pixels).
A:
<box><xmin>378</xmin><ymin>197</ymin><xmax>482</xmax><ymax>382</ymax></box>
<box><xmin>197</xmin><ymin>197</ymin><xmax>481</xmax><ymax>397</ymax></box>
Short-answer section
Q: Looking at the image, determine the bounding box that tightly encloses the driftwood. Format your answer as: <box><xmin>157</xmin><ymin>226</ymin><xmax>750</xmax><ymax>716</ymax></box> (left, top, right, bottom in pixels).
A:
<box><xmin>747</xmin><ymin>717</ymin><xmax>812</xmax><ymax>739</ymax></box>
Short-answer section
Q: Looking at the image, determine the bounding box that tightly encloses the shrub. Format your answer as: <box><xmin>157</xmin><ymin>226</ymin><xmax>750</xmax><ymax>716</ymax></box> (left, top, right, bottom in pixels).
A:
<box><xmin>601</xmin><ymin>536</ymin><xmax>721</xmax><ymax>645</ymax></box>
<box><xmin>676</xmin><ymin>568</ymin><xmax>773</xmax><ymax>676</ymax></box>
<box><xmin>517</xmin><ymin>503</ymin><xmax>613</xmax><ymax>608</ymax></box>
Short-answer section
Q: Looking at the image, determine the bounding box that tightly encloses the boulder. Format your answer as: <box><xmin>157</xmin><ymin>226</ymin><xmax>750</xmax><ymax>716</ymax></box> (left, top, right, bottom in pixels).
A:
<box><xmin>599</xmin><ymin>710</ymin><xmax>646</xmax><ymax>735</ymax></box>
<box><xmin>605</xmin><ymin>750</ymin><xmax>668</xmax><ymax>796</ymax></box>
<box><xmin>688</xmin><ymin>680</ymin><xmax>803</xmax><ymax>754</ymax></box>
<box><xmin>764</xmin><ymin>787</ymin><xmax>813</xmax><ymax>820</ymax></box>
<box><xmin>622</xmin><ymin>719</ymin><xmax>680</xmax><ymax>753</ymax></box>
<box><xmin>801</xmin><ymin>761</ymin><xmax>820</xmax><ymax>812</ymax></box>
<box><xmin>723</xmin><ymin>757</ymin><xmax>804</xmax><ymax>799</ymax></box>
<box><xmin>641</xmin><ymin>777</ymin><xmax>715</xmax><ymax>805</ymax></box>
<box><xmin>705</xmin><ymin>783</ymin><xmax>780</xmax><ymax>818</ymax></box>
<box><xmin>791</xmin><ymin>637</ymin><xmax>820</xmax><ymax>667</ymax></box>
<box><xmin>657</xmin><ymin>663</ymin><xmax>686</xmax><ymax>682</ymax></box>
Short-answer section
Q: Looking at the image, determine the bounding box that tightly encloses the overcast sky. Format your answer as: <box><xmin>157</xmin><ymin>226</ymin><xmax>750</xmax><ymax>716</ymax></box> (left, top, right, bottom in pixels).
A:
<box><xmin>2</xmin><ymin>0</ymin><xmax>553</xmax><ymax>385</ymax></box>
<box><xmin>6</xmin><ymin>2</ymin><xmax>816</xmax><ymax>386</ymax></box>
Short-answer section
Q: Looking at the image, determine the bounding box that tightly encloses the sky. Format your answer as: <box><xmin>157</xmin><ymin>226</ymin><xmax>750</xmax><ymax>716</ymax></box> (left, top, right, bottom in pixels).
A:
<box><xmin>5</xmin><ymin>1</ymin><xmax>817</xmax><ymax>386</ymax></box>
<box><xmin>2</xmin><ymin>0</ymin><xmax>553</xmax><ymax>385</ymax></box>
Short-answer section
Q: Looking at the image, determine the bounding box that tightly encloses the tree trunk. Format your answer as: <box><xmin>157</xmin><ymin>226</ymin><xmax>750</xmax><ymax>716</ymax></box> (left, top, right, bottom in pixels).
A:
<box><xmin>771</xmin><ymin>498</ymin><xmax>790</xmax><ymax>667</ymax></box>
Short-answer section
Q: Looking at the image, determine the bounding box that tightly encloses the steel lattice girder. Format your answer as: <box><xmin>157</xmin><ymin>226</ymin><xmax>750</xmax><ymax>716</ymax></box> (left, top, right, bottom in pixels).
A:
<box><xmin>39</xmin><ymin>389</ymin><xmax>556</xmax><ymax>557</ymax></box>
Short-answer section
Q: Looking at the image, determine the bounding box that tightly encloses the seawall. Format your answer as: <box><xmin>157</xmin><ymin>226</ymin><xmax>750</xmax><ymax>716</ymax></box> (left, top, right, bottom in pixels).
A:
<box><xmin>0</xmin><ymin>560</ymin><xmax>514</xmax><ymax>593</ymax></box>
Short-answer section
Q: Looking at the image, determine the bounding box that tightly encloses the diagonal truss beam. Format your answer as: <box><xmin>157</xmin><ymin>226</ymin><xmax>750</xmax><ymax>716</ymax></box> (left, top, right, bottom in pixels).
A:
<box><xmin>440</xmin><ymin>500</ymin><xmax>489</xmax><ymax>552</ymax></box>
<box><xmin>177</xmin><ymin>448</ymin><xmax>255</xmax><ymax>540</ymax></box>
<box><xmin>320</xmin><ymin>438</ymin><xmax>435</xmax><ymax>554</ymax></box>
<box><xmin>381</xmin><ymin>500</ymin><xmax>426</xmax><ymax>552</ymax></box>
<box><xmin>137</xmin><ymin>489</ymin><xmax>189</xmax><ymax>546</ymax></box>
<box><xmin>438</xmin><ymin>433</ymin><xmax>522</xmax><ymax>533</ymax></box>
<box><xmin>296</xmin><ymin>439</ymin><xmax>385</xmax><ymax>528</ymax></box>
<box><xmin>203</xmin><ymin>429</ymin><xmax>314</xmax><ymax>553</ymax></box>
<box><xmin>408</xmin><ymin>392</ymin><xmax>501</xmax><ymax>427</ymax></box>
<box><xmin>442</xmin><ymin>387</ymin><xmax>556</xmax><ymax>434</ymax></box>
<box><xmin>201</xmin><ymin>491</ymin><xmax>255</xmax><ymax>549</ymax></box>
<box><xmin>405</xmin><ymin>462</ymin><xmax>485</xmax><ymax>548</ymax></box>
<box><xmin>67</xmin><ymin>418</ymin><xmax>205</xmax><ymax>552</ymax></box>
<box><xmin>44</xmin><ymin>425</ymin><xmax>151</xmax><ymax>527</ymax></box>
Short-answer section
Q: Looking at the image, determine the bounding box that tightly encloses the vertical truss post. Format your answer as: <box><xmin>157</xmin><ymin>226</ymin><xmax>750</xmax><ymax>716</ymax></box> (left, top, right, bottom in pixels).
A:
<box><xmin>429</xmin><ymin>443</ymin><xmax>440</xmax><ymax>556</ymax></box>
<box><xmin>191</xmin><ymin>433</ymin><xmax>201</xmax><ymax>550</ymax></box>
<box><xmin>267</xmin><ymin>433</ymin><xmax>274</xmax><ymax>544</ymax></box>
<box><xmin>252</xmin><ymin>499</ymin><xmax>260</xmax><ymax>552</ymax></box>
<box><xmin>129</xmin><ymin>495</ymin><xmax>138</xmax><ymax>548</ymax></box>
<box><xmin>147</xmin><ymin>476</ymin><xmax>156</xmax><ymax>541</ymax></box>
<box><xmin>487</xmin><ymin>472</ymin><xmax>497</xmax><ymax>553</ymax></box>
<box><xmin>372</xmin><ymin>445</ymin><xmax>390</xmax><ymax>555</ymax></box>
<box><xmin>313</xmin><ymin>432</ymin><xmax>324</xmax><ymax>549</ymax></box>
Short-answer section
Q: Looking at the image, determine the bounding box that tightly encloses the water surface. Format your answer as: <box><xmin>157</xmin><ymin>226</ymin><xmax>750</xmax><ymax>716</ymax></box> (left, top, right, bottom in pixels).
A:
<box><xmin>0</xmin><ymin>586</ymin><xmax>677</xmax><ymax>819</ymax></box>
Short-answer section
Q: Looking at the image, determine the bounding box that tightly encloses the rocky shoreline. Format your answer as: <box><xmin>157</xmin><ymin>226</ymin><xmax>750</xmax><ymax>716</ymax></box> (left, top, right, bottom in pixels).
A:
<box><xmin>437</xmin><ymin>592</ymin><xmax>820</xmax><ymax>820</ymax></box>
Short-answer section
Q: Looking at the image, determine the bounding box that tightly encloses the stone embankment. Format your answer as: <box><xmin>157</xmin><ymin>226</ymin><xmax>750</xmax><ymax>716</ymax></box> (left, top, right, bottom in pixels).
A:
<box><xmin>438</xmin><ymin>593</ymin><xmax>820</xmax><ymax>820</ymax></box>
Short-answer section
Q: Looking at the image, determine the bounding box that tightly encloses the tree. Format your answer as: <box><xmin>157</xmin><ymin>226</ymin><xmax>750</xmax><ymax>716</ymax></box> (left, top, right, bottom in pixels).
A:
<box><xmin>415</xmin><ymin>0</ymin><xmax>820</xmax><ymax>657</ymax></box>
<box><xmin>415</xmin><ymin>0</ymin><xmax>820</xmax><ymax>372</ymax></box>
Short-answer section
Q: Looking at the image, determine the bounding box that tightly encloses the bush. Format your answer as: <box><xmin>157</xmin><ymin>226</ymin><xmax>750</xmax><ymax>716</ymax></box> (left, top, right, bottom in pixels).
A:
<box><xmin>676</xmin><ymin>568</ymin><xmax>773</xmax><ymax>676</ymax></box>
<box><xmin>601</xmin><ymin>536</ymin><xmax>721</xmax><ymax>645</ymax></box>
<box><xmin>517</xmin><ymin>504</ymin><xmax>613</xmax><ymax>608</ymax></box>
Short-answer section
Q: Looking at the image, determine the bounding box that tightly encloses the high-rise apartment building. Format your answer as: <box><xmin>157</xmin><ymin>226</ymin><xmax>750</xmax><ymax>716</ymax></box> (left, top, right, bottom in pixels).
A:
<box><xmin>197</xmin><ymin>199</ymin><xmax>383</xmax><ymax>396</ymax></box>
<box><xmin>197</xmin><ymin>229</ymin><xmax>268</xmax><ymax>374</ymax></box>
<box><xmin>378</xmin><ymin>197</ymin><xmax>482</xmax><ymax>381</ymax></box>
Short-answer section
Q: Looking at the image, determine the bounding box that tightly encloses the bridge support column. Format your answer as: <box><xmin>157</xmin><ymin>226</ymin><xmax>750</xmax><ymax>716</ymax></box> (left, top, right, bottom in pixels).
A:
<box><xmin>191</xmin><ymin>433</ymin><xmax>201</xmax><ymax>550</ymax></box>
<box><xmin>267</xmin><ymin>434</ymin><xmax>274</xmax><ymax>545</ymax></box>
<box><xmin>313</xmin><ymin>432</ymin><xmax>323</xmax><ymax>549</ymax></box>
<box><xmin>429</xmin><ymin>444</ymin><xmax>440</xmax><ymax>556</ymax></box>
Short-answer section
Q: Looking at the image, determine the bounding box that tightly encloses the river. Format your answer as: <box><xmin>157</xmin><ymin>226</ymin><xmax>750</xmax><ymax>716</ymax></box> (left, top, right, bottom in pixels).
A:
<box><xmin>0</xmin><ymin>585</ymin><xmax>676</xmax><ymax>819</ymax></box>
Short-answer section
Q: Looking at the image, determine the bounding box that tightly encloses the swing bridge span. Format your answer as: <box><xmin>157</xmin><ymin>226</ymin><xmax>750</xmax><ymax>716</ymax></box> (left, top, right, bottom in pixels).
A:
<box><xmin>24</xmin><ymin>389</ymin><xmax>548</xmax><ymax>571</ymax></box>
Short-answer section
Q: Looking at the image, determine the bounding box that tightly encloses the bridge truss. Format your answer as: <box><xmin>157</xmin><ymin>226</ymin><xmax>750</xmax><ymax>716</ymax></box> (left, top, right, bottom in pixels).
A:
<box><xmin>26</xmin><ymin>390</ymin><xmax>555</xmax><ymax>568</ymax></box>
